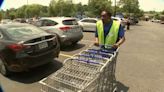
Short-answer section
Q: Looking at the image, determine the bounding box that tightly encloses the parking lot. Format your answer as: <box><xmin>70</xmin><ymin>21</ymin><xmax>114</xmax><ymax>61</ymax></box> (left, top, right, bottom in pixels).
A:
<box><xmin>0</xmin><ymin>21</ymin><xmax>164</xmax><ymax>92</ymax></box>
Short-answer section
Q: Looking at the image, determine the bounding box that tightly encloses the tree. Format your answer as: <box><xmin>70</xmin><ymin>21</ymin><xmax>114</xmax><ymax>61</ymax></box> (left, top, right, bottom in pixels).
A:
<box><xmin>137</xmin><ymin>10</ymin><xmax>144</xmax><ymax>17</ymax></box>
<box><xmin>16</xmin><ymin>4</ymin><xmax>48</xmax><ymax>18</ymax></box>
<box><xmin>88</xmin><ymin>0</ymin><xmax>112</xmax><ymax>17</ymax></box>
<box><xmin>148</xmin><ymin>11</ymin><xmax>156</xmax><ymax>14</ymax></box>
<box><xmin>17</xmin><ymin>5</ymin><xmax>27</xmax><ymax>18</ymax></box>
<box><xmin>154</xmin><ymin>13</ymin><xmax>160</xmax><ymax>19</ymax></box>
<box><xmin>0</xmin><ymin>11</ymin><xmax>2</xmax><ymax>21</ymax></box>
<box><xmin>74</xmin><ymin>3</ymin><xmax>83</xmax><ymax>15</ymax></box>
<box><xmin>49</xmin><ymin>0</ymin><xmax>75</xmax><ymax>17</ymax></box>
<box><xmin>119</xmin><ymin>0</ymin><xmax>140</xmax><ymax>15</ymax></box>
<box><xmin>40</xmin><ymin>6</ymin><xmax>49</xmax><ymax>17</ymax></box>
<box><xmin>4</xmin><ymin>8</ymin><xmax>17</xmax><ymax>20</ymax></box>
<box><xmin>161</xmin><ymin>10</ymin><xmax>164</xmax><ymax>15</ymax></box>
<box><xmin>0</xmin><ymin>10</ymin><xmax>5</xmax><ymax>20</ymax></box>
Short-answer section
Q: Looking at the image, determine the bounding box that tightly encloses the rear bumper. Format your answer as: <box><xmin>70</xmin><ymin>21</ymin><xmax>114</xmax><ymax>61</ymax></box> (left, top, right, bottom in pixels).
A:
<box><xmin>60</xmin><ymin>34</ymin><xmax>83</xmax><ymax>45</ymax></box>
<box><xmin>7</xmin><ymin>44</ymin><xmax>60</xmax><ymax>72</ymax></box>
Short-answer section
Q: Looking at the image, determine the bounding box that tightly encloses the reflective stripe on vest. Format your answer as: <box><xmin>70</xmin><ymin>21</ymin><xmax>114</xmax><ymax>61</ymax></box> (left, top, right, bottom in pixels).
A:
<box><xmin>96</xmin><ymin>20</ymin><xmax>120</xmax><ymax>46</ymax></box>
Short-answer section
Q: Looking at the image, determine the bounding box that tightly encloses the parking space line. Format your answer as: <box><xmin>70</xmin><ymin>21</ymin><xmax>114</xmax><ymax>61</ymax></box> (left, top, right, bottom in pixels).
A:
<box><xmin>59</xmin><ymin>53</ymin><xmax>73</xmax><ymax>58</ymax></box>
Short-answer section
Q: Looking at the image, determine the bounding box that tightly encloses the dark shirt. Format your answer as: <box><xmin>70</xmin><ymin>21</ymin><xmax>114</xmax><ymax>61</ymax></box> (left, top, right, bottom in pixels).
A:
<box><xmin>95</xmin><ymin>20</ymin><xmax>125</xmax><ymax>41</ymax></box>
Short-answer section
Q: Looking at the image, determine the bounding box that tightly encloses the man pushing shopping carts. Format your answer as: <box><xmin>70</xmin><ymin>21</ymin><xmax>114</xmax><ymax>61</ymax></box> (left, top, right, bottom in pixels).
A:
<box><xmin>93</xmin><ymin>9</ymin><xmax>126</xmax><ymax>92</ymax></box>
<box><xmin>39</xmin><ymin>10</ymin><xmax>125</xmax><ymax>92</ymax></box>
<box><xmin>94</xmin><ymin>10</ymin><xmax>125</xmax><ymax>49</ymax></box>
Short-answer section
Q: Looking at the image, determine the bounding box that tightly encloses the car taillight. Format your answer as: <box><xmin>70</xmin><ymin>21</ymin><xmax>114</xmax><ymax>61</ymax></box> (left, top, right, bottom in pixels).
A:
<box><xmin>7</xmin><ymin>44</ymin><xmax>27</xmax><ymax>52</ymax></box>
<box><xmin>59</xmin><ymin>26</ymin><xmax>71</xmax><ymax>31</ymax></box>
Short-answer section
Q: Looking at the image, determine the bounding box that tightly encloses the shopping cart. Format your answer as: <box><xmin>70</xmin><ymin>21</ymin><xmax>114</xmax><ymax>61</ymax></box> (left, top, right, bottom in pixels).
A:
<box><xmin>79</xmin><ymin>50</ymin><xmax>113</xmax><ymax>59</ymax></box>
<box><xmin>39</xmin><ymin>45</ymin><xmax>119</xmax><ymax>92</ymax></box>
<box><xmin>40</xmin><ymin>58</ymin><xmax>103</xmax><ymax>92</ymax></box>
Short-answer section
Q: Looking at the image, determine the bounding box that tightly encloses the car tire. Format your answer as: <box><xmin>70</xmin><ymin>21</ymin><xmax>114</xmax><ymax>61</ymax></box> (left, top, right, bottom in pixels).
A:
<box><xmin>81</xmin><ymin>27</ymin><xmax>84</xmax><ymax>32</ymax></box>
<box><xmin>72</xmin><ymin>41</ymin><xmax>78</xmax><ymax>45</ymax></box>
<box><xmin>54</xmin><ymin>33</ymin><xmax>61</xmax><ymax>44</ymax></box>
<box><xmin>0</xmin><ymin>57</ymin><xmax>10</xmax><ymax>76</ymax></box>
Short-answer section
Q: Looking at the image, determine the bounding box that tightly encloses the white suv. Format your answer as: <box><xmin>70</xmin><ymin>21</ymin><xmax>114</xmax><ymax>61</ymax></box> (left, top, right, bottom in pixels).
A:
<box><xmin>78</xmin><ymin>18</ymin><xmax>98</xmax><ymax>32</ymax></box>
<box><xmin>35</xmin><ymin>17</ymin><xmax>83</xmax><ymax>46</ymax></box>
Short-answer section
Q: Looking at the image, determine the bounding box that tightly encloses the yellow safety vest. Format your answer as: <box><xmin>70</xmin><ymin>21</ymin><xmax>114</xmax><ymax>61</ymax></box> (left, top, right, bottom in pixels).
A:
<box><xmin>96</xmin><ymin>20</ymin><xmax>120</xmax><ymax>47</ymax></box>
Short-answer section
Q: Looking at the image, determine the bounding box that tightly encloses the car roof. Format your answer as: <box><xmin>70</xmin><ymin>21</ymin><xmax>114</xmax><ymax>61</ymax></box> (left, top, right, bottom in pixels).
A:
<box><xmin>0</xmin><ymin>23</ymin><xmax>31</xmax><ymax>29</ymax></box>
<box><xmin>80</xmin><ymin>18</ymin><xmax>98</xmax><ymax>20</ymax></box>
<box><xmin>40</xmin><ymin>17</ymin><xmax>77</xmax><ymax>22</ymax></box>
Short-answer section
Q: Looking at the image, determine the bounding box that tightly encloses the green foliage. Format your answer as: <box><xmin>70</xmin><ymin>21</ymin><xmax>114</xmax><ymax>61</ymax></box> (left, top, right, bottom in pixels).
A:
<box><xmin>154</xmin><ymin>13</ymin><xmax>160</xmax><ymax>19</ymax></box>
<box><xmin>4</xmin><ymin>8</ymin><xmax>17</xmax><ymax>20</ymax></box>
<box><xmin>88</xmin><ymin>0</ymin><xmax>112</xmax><ymax>17</ymax></box>
<box><xmin>0</xmin><ymin>11</ymin><xmax>2</xmax><ymax>21</ymax></box>
<box><xmin>74</xmin><ymin>3</ymin><xmax>83</xmax><ymax>15</ymax></box>
<box><xmin>137</xmin><ymin>10</ymin><xmax>144</xmax><ymax>17</ymax></box>
<box><xmin>25</xmin><ymin>4</ymin><xmax>48</xmax><ymax>18</ymax></box>
<box><xmin>0</xmin><ymin>10</ymin><xmax>6</xmax><ymax>20</ymax></box>
<box><xmin>3</xmin><ymin>5</ymin><xmax>47</xmax><ymax>19</ymax></box>
<box><xmin>1</xmin><ymin>0</ymin><xmax>144</xmax><ymax>19</ymax></box>
<box><xmin>161</xmin><ymin>10</ymin><xmax>164</xmax><ymax>15</ymax></box>
<box><xmin>49</xmin><ymin>0</ymin><xmax>75</xmax><ymax>17</ymax></box>
<box><xmin>119</xmin><ymin>0</ymin><xmax>140</xmax><ymax>15</ymax></box>
<box><xmin>17</xmin><ymin>5</ymin><xmax>27</xmax><ymax>18</ymax></box>
<box><xmin>148</xmin><ymin>11</ymin><xmax>156</xmax><ymax>14</ymax></box>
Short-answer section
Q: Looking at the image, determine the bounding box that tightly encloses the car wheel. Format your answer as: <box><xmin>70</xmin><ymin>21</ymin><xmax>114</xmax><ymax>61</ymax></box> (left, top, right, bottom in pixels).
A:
<box><xmin>81</xmin><ymin>27</ymin><xmax>84</xmax><ymax>31</ymax></box>
<box><xmin>0</xmin><ymin>57</ymin><xmax>10</xmax><ymax>76</ymax></box>
<box><xmin>54</xmin><ymin>33</ymin><xmax>61</xmax><ymax>44</ymax></box>
<box><xmin>72</xmin><ymin>41</ymin><xmax>78</xmax><ymax>45</ymax></box>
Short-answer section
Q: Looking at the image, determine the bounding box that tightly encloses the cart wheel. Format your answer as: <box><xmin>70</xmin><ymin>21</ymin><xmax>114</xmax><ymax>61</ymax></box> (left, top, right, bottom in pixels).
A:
<box><xmin>72</xmin><ymin>41</ymin><xmax>78</xmax><ymax>45</ymax></box>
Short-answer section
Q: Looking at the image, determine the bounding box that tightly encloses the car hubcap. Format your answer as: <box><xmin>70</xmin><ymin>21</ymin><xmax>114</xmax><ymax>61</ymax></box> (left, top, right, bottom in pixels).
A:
<box><xmin>0</xmin><ymin>58</ymin><xmax>6</xmax><ymax>75</ymax></box>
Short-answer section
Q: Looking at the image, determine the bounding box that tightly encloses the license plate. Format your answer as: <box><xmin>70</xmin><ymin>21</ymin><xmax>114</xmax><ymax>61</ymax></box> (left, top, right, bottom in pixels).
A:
<box><xmin>38</xmin><ymin>42</ymin><xmax>48</xmax><ymax>49</ymax></box>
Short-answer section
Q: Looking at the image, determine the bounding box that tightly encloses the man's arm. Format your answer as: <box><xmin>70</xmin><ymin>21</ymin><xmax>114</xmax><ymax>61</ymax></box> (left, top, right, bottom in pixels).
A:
<box><xmin>113</xmin><ymin>36</ymin><xmax>125</xmax><ymax>48</ymax></box>
<box><xmin>113</xmin><ymin>24</ymin><xmax>126</xmax><ymax>48</ymax></box>
<box><xmin>94</xmin><ymin>27</ymin><xmax>99</xmax><ymax>46</ymax></box>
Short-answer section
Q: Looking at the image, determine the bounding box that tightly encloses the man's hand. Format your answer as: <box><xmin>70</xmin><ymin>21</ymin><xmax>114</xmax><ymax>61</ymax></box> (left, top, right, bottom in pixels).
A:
<box><xmin>112</xmin><ymin>43</ymin><xmax>119</xmax><ymax>49</ymax></box>
<box><xmin>112</xmin><ymin>37</ymin><xmax>125</xmax><ymax>49</ymax></box>
<box><xmin>94</xmin><ymin>42</ymin><xmax>99</xmax><ymax>46</ymax></box>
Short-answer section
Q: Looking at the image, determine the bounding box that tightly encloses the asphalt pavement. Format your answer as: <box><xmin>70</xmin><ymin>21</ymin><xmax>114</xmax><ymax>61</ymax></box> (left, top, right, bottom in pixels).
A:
<box><xmin>116</xmin><ymin>21</ymin><xmax>164</xmax><ymax>92</ymax></box>
<box><xmin>0</xmin><ymin>21</ymin><xmax>164</xmax><ymax>92</ymax></box>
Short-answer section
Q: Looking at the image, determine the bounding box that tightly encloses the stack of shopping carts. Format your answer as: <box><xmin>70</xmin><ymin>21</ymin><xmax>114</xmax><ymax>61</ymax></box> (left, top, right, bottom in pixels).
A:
<box><xmin>39</xmin><ymin>45</ymin><xmax>119</xmax><ymax>92</ymax></box>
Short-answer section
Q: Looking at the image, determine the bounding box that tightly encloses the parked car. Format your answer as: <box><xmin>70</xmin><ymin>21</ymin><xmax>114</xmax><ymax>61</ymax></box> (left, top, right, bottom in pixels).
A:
<box><xmin>0</xmin><ymin>19</ymin><xmax>12</xmax><ymax>24</ymax></box>
<box><xmin>0</xmin><ymin>23</ymin><xmax>60</xmax><ymax>76</ymax></box>
<box><xmin>151</xmin><ymin>18</ymin><xmax>161</xmax><ymax>23</ymax></box>
<box><xmin>160</xmin><ymin>17</ymin><xmax>164</xmax><ymax>24</ymax></box>
<box><xmin>160</xmin><ymin>21</ymin><xmax>164</xmax><ymax>24</ymax></box>
<box><xmin>34</xmin><ymin>17</ymin><xmax>83</xmax><ymax>46</ymax></box>
<box><xmin>111</xmin><ymin>16</ymin><xmax>127</xmax><ymax>29</ymax></box>
<box><xmin>78</xmin><ymin>18</ymin><xmax>98</xmax><ymax>32</ymax></box>
<box><xmin>129</xmin><ymin>17</ymin><xmax>139</xmax><ymax>25</ymax></box>
<box><xmin>13</xmin><ymin>18</ymin><xmax>26</xmax><ymax>23</ymax></box>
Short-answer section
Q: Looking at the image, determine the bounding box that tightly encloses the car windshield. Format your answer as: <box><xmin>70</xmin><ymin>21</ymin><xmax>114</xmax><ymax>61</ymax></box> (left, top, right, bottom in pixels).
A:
<box><xmin>62</xmin><ymin>19</ymin><xmax>78</xmax><ymax>25</ymax></box>
<box><xmin>5</xmin><ymin>25</ymin><xmax>45</xmax><ymax>38</ymax></box>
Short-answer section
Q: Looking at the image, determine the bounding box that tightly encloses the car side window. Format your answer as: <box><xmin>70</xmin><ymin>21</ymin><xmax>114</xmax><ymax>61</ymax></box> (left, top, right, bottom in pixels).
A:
<box><xmin>81</xmin><ymin>19</ymin><xmax>97</xmax><ymax>23</ymax></box>
<box><xmin>81</xmin><ymin>19</ymin><xmax>89</xmax><ymax>22</ymax></box>
<box><xmin>35</xmin><ymin>20</ymin><xmax>43</xmax><ymax>27</ymax></box>
<box><xmin>42</xmin><ymin>20</ymin><xmax>58</xmax><ymax>26</ymax></box>
<box><xmin>88</xmin><ymin>19</ymin><xmax>97</xmax><ymax>23</ymax></box>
